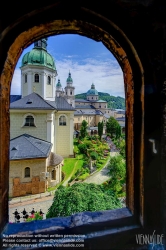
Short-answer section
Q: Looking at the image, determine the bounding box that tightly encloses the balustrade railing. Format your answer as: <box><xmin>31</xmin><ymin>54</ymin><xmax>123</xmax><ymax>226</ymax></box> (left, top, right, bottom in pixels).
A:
<box><xmin>12</xmin><ymin>208</ymin><xmax>44</xmax><ymax>223</ymax></box>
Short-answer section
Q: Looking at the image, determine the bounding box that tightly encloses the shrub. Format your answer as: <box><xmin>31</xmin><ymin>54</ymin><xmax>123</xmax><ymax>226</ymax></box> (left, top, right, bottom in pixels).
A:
<box><xmin>26</xmin><ymin>212</ymin><xmax>43</xmax><ymax>222</ymax></box>
<box><xmin>78</xmin><ymin>143</ymin><xmax>87</xmax><ymax>154</ymax></box>
<box><xmin>46</xmin><ymin>183</ymin><xmax>122</xmax><ymax>218</ymax></box>
<box><xmin>90</xmin><ymin>151</ymin><xmax>98</xmax><ymax>160</ymax></box>
<box><xmin>85</xmin><ymin>141</ymin><xmax>93</xmax><ymax>149</ymax></box>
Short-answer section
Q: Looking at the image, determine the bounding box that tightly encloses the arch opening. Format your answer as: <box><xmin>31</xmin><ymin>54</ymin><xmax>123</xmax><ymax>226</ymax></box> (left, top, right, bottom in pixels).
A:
<box><xmin>1</xmin><ymin>15</ymin><xmax>144</xmax><ymax>234</ymax></box>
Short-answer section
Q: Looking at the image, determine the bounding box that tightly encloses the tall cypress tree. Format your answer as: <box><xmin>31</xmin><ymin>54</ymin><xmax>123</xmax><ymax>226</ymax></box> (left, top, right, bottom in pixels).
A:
<box><xmin>98</xmin><ymin>121</ymin><xmax>104</xmax><ymax>140</ymax></box>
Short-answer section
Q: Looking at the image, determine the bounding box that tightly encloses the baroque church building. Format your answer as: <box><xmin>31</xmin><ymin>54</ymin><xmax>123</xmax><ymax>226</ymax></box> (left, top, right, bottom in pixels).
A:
<box><xmin>9</xmin><ymin>38</ymin><xmax>125</xmax><ymax>197</ymax></box>
<box><xmin>9</xmin><ymin>38</ymin><xmax>75</xmax><ymax>197</ymax></box>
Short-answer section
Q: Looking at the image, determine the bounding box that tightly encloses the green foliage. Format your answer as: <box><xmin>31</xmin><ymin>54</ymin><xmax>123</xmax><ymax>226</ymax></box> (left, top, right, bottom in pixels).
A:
<box><xmin>108</xmin><ymin>155</ymin><xmax>126</xmax><ymax>195</ymax></box>
<box><xmin>119</xmin><ymin>139</ymin><xmax>126</xmax><ymax>158</ymax></box>
<box><xmin>80</xmin><ymin>120</ymin><xmax>88</xmax><ymax>138</ymax></box>
<box><xmin>46</xmin><ymin>183</ymin><xmax>122</xmax><ymax>218</ymax></box>
<box><xmin>106</xmin><ymin>117</ymin><xmax>120</xmax><ymax>137</ymax></box>
<box><xmin>77</xmin><ymin>172</ymin><xmax>90</xmax><ymax>180</ymax></box>
<box><xmin>116</xmin><ymin>124</ymin><xmax>122</xmax><ymax>139</ymax></box>
<box><xmin>78</xmin><ymin>143</ymin><xmax>87</xmax><ymax>154</ymax></box>
<box><xmin>98</xmin><ymin>121</ymin><xmax>104</xmax><ymax>140</ymax></box>
<box><xmin>26</xmin><ymin>212</ymin><xmax>43</xmax><ymax>222</ymax></box>
<box><xmin>75</xmin><ymin>93</ymin><xmax>125</xmax><ymax>110</ymax></box>
<box><xmin>109</xmin><ymin>155</ymin><xmax>126</xmax><ymax>179</ymax></box>
<box><xmin>90</xmin><ymin>151</ymin><xmax>98</xmax><ymax>160</ymax></box>
<box><xmin>84</xmin><ymin>141</ymin><xmax>93</xmax><ymax>149</ymax></box>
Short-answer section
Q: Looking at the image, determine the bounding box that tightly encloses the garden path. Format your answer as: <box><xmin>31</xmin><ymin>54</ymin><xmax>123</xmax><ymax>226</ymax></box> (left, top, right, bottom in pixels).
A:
<box><xmin>84</xmin><ymin>152</ymin><xmax>118</xmax><ymax>184</ymax></box>
<box><xmin>62</xmin><ymin>160</ymin><xmax>79</xmax><ymax>187</ymax></box>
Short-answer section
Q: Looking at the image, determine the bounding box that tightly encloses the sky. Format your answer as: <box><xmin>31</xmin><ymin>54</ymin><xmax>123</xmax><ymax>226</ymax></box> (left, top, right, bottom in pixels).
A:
<box><xmin>11</xmin><ymin>34</ymin><xmax>125</xmax><ymax>97</ymax></box>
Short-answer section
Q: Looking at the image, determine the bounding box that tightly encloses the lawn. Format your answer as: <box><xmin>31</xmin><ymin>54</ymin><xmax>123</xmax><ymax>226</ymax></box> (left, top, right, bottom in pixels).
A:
<box><xmin>62</xmin><ymin>156</ymin><xmax>84</xmax><ymax>181</ymax></box>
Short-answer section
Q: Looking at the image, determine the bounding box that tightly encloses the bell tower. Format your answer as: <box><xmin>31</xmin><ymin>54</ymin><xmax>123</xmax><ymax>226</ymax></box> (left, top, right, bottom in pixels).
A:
<box><xmin>20</xmin><ymin>38</ymin><xmax>57</xmax><ymax>101</ymax></box>
<box><xmin>64</xmin><ymin>71</ymin><xmax>75</xmax><ymax>107</ymax></box>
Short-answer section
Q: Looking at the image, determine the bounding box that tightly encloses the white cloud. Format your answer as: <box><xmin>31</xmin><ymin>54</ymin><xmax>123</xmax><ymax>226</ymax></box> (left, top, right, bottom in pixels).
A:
<box><xmin>55</xmin><ymin>58</ymin><xmax>124</xmax><ymax>97</ymax></box>
<box><xmin>10</xmin><ymin>57</ymin><xmax>124</xmax><ymax>98</ymax></box>
<box><xmin>10</xmin><ymin>69</ymin><xmax>21</xmax><ymax>95</ymax></box>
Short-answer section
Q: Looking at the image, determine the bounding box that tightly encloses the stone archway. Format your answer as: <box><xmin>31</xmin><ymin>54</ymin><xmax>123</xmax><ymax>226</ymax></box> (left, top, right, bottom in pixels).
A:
<box><xmin>0</xmin><ymin>8</ymin><xmax>144</xmax><ymax>232</ymax></box>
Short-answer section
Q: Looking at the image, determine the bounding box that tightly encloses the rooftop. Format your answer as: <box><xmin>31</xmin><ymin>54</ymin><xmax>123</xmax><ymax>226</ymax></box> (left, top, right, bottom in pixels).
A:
<box><xmin>10</xmin><ymin>134</ymin><xmax>52</xmax><ymax>160</ymax></box>
<box><xmin>10</xmin><ymin>92</ymin><xmax>55</xmax><ymax>110</ymax></box>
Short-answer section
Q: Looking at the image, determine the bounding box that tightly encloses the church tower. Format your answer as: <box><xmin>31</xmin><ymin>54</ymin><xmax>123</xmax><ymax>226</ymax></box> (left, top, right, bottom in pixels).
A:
<box><xmin>56</xmin><ymin>79</ymin><xmax>62</xmax><ymax>97</ymax></box>
<box><xmin>64</xmin><ymin>71</ymin><xmax>75</xmax><ymax>107</ymax></box>
<box><xmin>20</xmin><ymin>38</ymin><xmax>57</xmax><ymax>101</ymax></box>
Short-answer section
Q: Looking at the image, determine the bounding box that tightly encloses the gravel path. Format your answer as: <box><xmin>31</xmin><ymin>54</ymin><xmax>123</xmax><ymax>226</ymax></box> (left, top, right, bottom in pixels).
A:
<box><xmin>84</xmin><ymin>152</ymin><xmax>118</xmax><ymax>184</ymax></box>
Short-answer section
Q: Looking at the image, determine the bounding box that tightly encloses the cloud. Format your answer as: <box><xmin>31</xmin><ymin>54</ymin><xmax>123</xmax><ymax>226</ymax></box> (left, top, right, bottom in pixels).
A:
<box><xmin>55</xmin><ymin>58</ymin><xmax>124</xmax><ymax>97</ymax></box>
<box><xmin>10</xmin><ymin>54</ymin><xmax>125</xmax><ymax>98</ymax></box>
<box><xmin>10</xmin><ymin>69</ymin><xmax>21</xmax><ymax>95</ymax></box>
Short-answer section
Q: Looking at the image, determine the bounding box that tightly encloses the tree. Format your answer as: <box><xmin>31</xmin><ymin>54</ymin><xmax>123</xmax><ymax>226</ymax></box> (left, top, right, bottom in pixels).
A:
<box><xmin>46</xmin><ymin>183</ymin><xmax>122</xmax><ymax>218</ymax></box>
<box><xmin>90</xmin><ymin>151</ymin><xmax>98</xmax><ymax>160</ymax></box>
<box><xmin>98</xmin><ymin>121</ymin><xmax>104</xmax><ymax>140</ymax></box>
<box><xmin>119</xmin><ymin>139</ymin><xmax>125</xmax><ymax>158</ymax></box>
<box><xmin>116</xmin><ymin>124</ymin><xmax>122</xmax><ymax>139</ymax></box>
<box><xmin>106</xmin><ymin>117</ymin><xmax>119</xmax><ymax>137</ymax></box>
<box><xmin>78</xmin><ymin>143</ymin><xmax>87</xmax><ymax>154</ymax></box>
<box><xmin>107</xmin><ymin>155</ymin><xmax>126</xmax><ymax>195</ymax></box>
<box><xmin>80</xmin><ymin>120</ymin><xmax>88</xmax><ymax>138</ymax></box>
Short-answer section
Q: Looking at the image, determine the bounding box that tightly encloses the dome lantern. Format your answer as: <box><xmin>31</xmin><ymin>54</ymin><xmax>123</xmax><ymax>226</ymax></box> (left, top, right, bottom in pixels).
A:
<box><xmin>21</xmin><ymin>38</ymin><xmax>56</xmax><ymax>71</ymax></box>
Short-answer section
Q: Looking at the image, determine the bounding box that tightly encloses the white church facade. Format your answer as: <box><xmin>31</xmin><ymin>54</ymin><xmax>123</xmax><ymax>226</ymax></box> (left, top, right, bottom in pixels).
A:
<box><xmin>9</xmin><ymin>38</ymin><xmax>75</xmax><ymax>197</ymax></box>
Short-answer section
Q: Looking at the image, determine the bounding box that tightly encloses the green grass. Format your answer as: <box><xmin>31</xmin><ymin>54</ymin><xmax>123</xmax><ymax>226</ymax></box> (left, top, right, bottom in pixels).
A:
<box><xmin>96</xmin><ymin>156</ymin><xmax>110</xmax><ymax>171</ymax></box>
<box><xmin>63</xmin><ymin>158</ymin><xmax>77</xmax><ymax>178</ymax></box>
<box><xmin>78</xmin><ymin>172</ymin><xmax>90</xmax><ymax>180</ymax></box>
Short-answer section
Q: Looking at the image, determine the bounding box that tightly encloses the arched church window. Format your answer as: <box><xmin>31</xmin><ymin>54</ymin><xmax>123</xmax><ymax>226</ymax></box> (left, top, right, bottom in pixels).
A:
<box><xmin>24</xmin><ymin>115</ymin><xmax>35</xmax><ymax>127</ymax></box>
<box><xmin>59</xmin><ymin>115</ymin><xmax>66</xmax><ymax>126</ymax></box>
<box><xmin>34</xmin><ymin>74</ymin><xmax>39</xmax><ymax>83</ymax></box>
<box><xmin>47</xmin><ymin>76</ymin><xmax>51</xmax><ymax>84</ymax></box>
<box><xmin>25</xmin><ymin>74</ymin><xmax>27</xmax><ymax>83</ymax></box>
<box><xmin>70</xmin><ymin>91</ymin><xmax>72</xmax><ymax>95</ymax></box>
<box><xmin>25</xmin><ymin>167</ymin><xmax>30</xmax><ymax>178</ymax></box>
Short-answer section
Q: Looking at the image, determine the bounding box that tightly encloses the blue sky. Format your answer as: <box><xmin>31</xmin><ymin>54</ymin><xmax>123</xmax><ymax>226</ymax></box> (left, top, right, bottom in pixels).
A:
<box><xmin>11</xmin><ymin>34</ymin><xmax>125</xmax><ymax>97</ymax></box>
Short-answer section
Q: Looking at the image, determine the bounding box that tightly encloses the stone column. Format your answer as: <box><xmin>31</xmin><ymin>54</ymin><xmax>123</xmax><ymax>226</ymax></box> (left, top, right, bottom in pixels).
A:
<box><xmin>46</xmin><ymin>112</ymin><xmax>54</xmax><ymax>146</ymax></box>
<box><xmin>54</xmin><ymin>114</ymin><xmax>58</xmax><ymax>154</ymax></box>
<box><xmin>69</xmin><ymin>113</ymin><xmax>74</xmax><ymax>155</ymax></box>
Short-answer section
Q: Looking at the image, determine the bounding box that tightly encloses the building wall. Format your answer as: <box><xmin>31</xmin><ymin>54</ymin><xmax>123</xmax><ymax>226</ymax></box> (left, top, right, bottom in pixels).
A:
<box><xmin>21</xmin><ymin>66</ymin><xmax>56</xmax><ymax>101</ymax></box>
<box><xmin>87</xmin><ymin>95</ymin><xmax>98</xmax><ymax>101</ymax></box>
<box><xmin>91</xmin><ymin>102</ymin><xmax>107</xmax><ymax>109</ymax></box>
<box><xmin>9</xmin><ymin>158</ymin><xmax>47</xmax><ymax>197</ymax></box>
<box><xmin>74</xmin><ymin>114</ymin><xmax>103</xmax><ymax>129</ymax></box>
<box><xmin>114</xmin><ymin>112</ymin><xmax>125</xmax><ymax>118</ymax></box>
<box><xmin>10</xmin><ymin>112</ymin><xmax>48</xmax><ymax>141</ymax></box>
<box><xmin>54</xmin><ymin>112</ymin><xmax>74</xmax><ymax>157</ymax></box>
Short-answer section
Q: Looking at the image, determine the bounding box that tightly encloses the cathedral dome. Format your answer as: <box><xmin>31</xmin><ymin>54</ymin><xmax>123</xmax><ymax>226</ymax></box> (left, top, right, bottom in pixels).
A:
<box><xmin>21</xmin><ymin>39</ymin><xmax>56</xmax><ymax>70</ymax></box>
<box><xmin>87</xmin><ymin>83</ymin><xmax>98</xmax><ymax>96</ymax></box>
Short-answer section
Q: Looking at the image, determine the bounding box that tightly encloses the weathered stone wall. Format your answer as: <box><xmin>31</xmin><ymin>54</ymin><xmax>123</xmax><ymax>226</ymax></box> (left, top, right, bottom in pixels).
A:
<box><xmin>9</xmin><ymin>159</ymin><xmax>47</xmax><ymax>197</ymax></box>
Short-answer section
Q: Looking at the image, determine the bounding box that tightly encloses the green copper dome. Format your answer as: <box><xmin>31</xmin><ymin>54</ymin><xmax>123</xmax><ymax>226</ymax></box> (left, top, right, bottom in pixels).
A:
<box><xmin>21</xmin><ymin>39</ymin><xmax>56</xmax><ymax>70</ymax></box>
<box><xmin>56</xmin><ymin>79</ymin><xmax>62</xmax><ymax>88</ymax></box>
<box><xmin>87</xmin><ymin>83</ymin><xmax>98</xmax><ymax>96</ymax></box>
<box><xmin>66</xmin><ymin>72</ymin><xmax>73</xmax><ymax>83</ymax></box>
